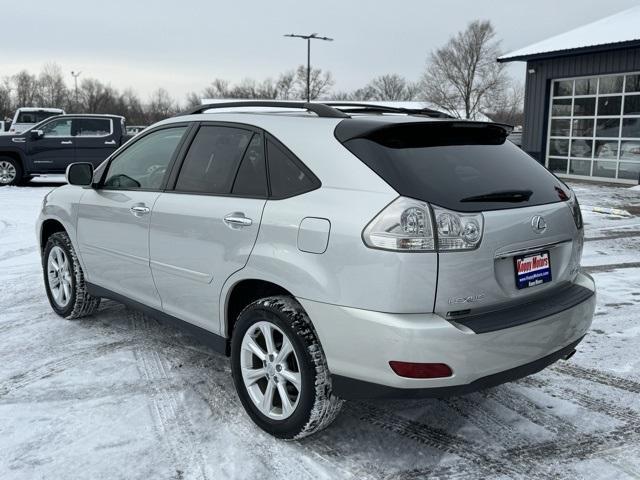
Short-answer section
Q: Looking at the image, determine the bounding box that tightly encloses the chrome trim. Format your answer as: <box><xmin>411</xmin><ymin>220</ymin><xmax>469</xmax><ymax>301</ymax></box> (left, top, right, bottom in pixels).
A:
<box><xmin>494</xmin><ymin>239</ymin><xmax>572</xmax><ymax>259</ymax></box>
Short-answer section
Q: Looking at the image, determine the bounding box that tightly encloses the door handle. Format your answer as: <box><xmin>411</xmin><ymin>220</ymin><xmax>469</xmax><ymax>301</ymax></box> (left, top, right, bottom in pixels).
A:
<box><xmin>60</xmin><ymin>140</ymin><xmax>73</xmax><ymax>145</ymax></box>
<box><xmin>130</xmin><ymin>205</ymin><xmax>150</xmax><ymax>216</ymax></box>
<box><xmin>104</xmin><ymin>140</ymin><xmax>116</xmax><ymax>145</ymax></box>
<box><xmin>224</xmin><ymin>213</ymin><xmax>252</xmax><ymax>228</ymax></box>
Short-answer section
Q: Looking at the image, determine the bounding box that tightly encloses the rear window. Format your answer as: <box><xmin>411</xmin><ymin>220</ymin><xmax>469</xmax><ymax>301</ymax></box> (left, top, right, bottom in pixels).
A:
<box><xmin>341</xmin><ymin>122</ymin><xmax>569</xmax><ymax>212</ymax></box>
<box><xmin>16</xmin><ymin>111</ymin><xmax>61</xmax><ymax>124</ymax></box>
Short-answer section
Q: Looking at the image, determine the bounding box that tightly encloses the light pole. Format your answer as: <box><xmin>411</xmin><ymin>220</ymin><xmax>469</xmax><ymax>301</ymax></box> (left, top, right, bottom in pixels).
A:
<box><xmin>284</xmin><ymin>33</ymin><xmax>333</xmax><ymax>102</ymax></box>
<box><xmin>71</xmin><ymin>71</ymin><xmax>81</xmax><ymax>108</ymax></box>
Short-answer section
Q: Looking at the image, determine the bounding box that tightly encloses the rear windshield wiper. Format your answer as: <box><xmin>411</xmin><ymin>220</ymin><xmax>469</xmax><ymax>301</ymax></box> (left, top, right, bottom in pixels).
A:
<box><xmin>460</xmin><ymin>190</ymin><xmax>533</xmax><ymax>203</ymax></box>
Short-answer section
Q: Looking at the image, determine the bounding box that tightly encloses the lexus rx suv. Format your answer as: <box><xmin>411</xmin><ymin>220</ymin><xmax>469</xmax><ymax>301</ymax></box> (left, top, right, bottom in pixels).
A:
<box><xmin>37</xmin><ymin>102</ymin><xmax>596</xmax><ymax>439</ymax></box>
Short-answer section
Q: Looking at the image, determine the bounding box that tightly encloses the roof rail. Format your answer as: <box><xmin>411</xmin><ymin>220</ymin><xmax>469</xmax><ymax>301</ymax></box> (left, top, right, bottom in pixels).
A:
<box><xmin>180</xmin><ymin>101</ymin><xmax>349</xmax><ymax>118</ymax></box>
<box><xmin>323</xmin><ymin>102</ymin><xmax>451</xmax><ymax>118</ymax></box>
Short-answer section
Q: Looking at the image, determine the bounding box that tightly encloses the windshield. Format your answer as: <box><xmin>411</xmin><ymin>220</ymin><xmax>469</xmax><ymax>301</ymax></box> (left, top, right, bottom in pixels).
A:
<box><xmin>340</xmin><ymin>122</ymin><xmax>569</xmax><ymax>212</ymax></box>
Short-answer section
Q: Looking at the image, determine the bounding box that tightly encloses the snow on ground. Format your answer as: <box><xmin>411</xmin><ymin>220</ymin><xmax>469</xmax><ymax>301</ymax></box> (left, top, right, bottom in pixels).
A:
<box><xmin>0</xmin><ymin>179</ymin><xmax>639</xmax><ymax>480</ymax></box>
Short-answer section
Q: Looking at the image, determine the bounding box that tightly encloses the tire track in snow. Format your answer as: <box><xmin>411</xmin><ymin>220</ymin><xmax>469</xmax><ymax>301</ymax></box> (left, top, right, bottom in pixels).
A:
<box><xmin>134</xmin><ymin>348</ymin><xmax>210</xmax><ymax>480</ymax></box>
<box><xmin>443</xmin><ymin>395</ymin><xmax>527</xmax><ymax>448</ymax></box>
<box><xmin>551</xmin><ymin>363</ymin><xmax>640</xmax><ymax>394</ymax></box>
<box><xmin>0</xmin><ymin>340</ymin><xmax>134</xmax><ymax>397</ymax></box>
<box><xmin>0</xmin><ymin>246</ymin><xmax>38</xmax><ymax>263</ymax></box>
<box><xmin>348</xmin><ymin>402</ymin><xmax>546</xmax><ymax>479</ymax></box>
<box><xmin>0</xmin><ymin>377</ymin><xmax>189</xmax><ymax>405</ymax></box>
<box><xmin>521</xmin><ymin>376</ymin><xmax>639</xmax><ymax>424</ymax></box>
<box><xmin>192</xmin><ymin>377</ymin><xmax>346</xmax><ymax>480</ymax></box>
<box><xmin>483</xmin><ymin>385</ymin><xmax>579</xmax><ymax>437</ymax></box>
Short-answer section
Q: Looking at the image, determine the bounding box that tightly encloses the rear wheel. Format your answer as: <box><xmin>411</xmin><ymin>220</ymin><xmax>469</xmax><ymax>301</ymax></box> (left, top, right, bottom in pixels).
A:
<box><xmin>43</xmin><ymin>231</ymin><xmax>100</xmax><ymax>318</ymax></box>
<box><xmin>0</xmin><ymin>157</ymin><xmax>21</xmax><ymax>186</ymax></box>
<box><xmin>231</xmin><ymin>296</ymin><xmax>343</xmax><ymax>439</ymax></box>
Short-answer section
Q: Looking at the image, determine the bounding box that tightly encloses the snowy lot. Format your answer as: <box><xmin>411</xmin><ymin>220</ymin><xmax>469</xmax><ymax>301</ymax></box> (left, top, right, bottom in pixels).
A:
<box><xmin>1</xmin><ymin>179</ymin><xmax>639</xmax><ymax>480</ymax></box>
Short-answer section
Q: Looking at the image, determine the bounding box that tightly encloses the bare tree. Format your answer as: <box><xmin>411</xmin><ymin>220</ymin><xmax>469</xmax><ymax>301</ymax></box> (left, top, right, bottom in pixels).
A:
<box><xmin>276</xmin><ymin>71</ymin><xmax>296</xmax><ymax>100</ymax></box>
<box><xmin>185</xmin><ymin>91</ymin><xmax>202</xmax><ymax>108</ymax></box>
<box><xmin>368</xmin><ymin>74</ymin><xmax>418</xmax><ymax>101</ymax></box>
<box><xmin>146</xmin><ymin>88</ymin><xmax>177</xmax><ymax>123</ymax></box>
<box><xmin>78</xmin><ymin>79</ymin><xmax>118</xmax><ymax>113</ymax></box>
<box><xmin>422</xmin><ymin>20</ymin><xmax>507</xmax><ymax>119</ymax></box>
<box><xmin>13</xmin><ymin>71</ymin><xmax>39</xmax><ymax>107</ymax></box>
<box><xmin>294</xmin><ymin>65</ymin><xmax>334</xmax><ymax>100</ymax></box>
<box><xmin>120</xmin><ymin>88</ymin><xmax>146</xmax><ymax>125</ymax></box>
<box><xmin>0</xmin><ymin>78</ymin><xmax>12</xmax><ymax>120</ymax></box>
<box><xmin>37</xmin><ymin>63</ymin><xmax>68</xmax><ymax>108</ymax></box>
<box><xmin>486</xmin><ymin>81</ymin><xmax>525</xmax><ymax>126</ymax></box>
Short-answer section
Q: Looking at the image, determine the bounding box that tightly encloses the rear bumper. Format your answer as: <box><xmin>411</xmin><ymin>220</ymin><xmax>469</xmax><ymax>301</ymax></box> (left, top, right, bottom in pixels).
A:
<box><xmin>332</xmin><ymin>336</ymin><xmax>583</xmax><ymax>399</ymax></box>
<box><xmin>298</xmin><ymin>272</ymin><xmax>596</xmax><ymax>399</ymax></box>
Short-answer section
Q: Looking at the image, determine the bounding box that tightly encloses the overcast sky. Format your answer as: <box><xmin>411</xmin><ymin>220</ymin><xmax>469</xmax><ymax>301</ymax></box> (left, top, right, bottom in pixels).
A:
<box><xmin>3</xmin><ymin>0</ymin><xmax>638</xmax><ymax>102</ymax></box>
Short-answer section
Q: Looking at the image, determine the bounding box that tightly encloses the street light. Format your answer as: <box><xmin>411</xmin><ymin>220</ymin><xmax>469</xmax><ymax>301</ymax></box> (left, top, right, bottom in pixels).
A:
<box><xmin>71</xmin><ymin>71</ymin><xmax>81</xmax><ymax>108</ymax></box>
<box><xmin>284</xmin><ymin>33</ymin><xmax>333</xmax><ymax>102</ymax></box>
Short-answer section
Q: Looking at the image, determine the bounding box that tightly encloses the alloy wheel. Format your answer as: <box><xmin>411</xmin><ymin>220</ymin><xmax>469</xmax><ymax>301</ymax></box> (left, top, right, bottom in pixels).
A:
<box><xmin>240</xmin><ymin>321</ymin><xmax>302</xmax><ymax>420</ymax></box>
<box><xmin>0</xmin><ymin>160</ymin><xmax>16</xmax><ymax>185</ymax></box>
<box><xmin>47</xmin><ymin>246</ymin><xmax>72</xmax><ymax>308</ymax></box>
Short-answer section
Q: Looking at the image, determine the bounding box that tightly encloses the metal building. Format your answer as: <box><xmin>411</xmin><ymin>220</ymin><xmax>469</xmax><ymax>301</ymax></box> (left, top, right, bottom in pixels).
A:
<box><xmin>500</xmin><ymin>7</ymin><xmax>640</xmax><ymax>184</ymax></box>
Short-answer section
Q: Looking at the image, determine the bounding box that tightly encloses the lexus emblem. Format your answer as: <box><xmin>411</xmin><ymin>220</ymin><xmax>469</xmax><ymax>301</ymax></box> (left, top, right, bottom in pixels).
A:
<box><xmin>531</xmin><ymin>215</ymin><xmax>547</xmax><ymax>234</ymax></box>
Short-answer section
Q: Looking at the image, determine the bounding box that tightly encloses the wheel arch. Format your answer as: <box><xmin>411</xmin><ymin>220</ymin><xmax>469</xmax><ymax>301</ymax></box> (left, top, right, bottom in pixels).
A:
<box><xmin>223</xmin><ymin>278</ymin><xmax>295</xmax><ymax>339</ymax></box>
<box><xmin>0</xmin><ymin>150</ymin><xmax>26</xmax><ymax>173</ymax></box>
<box><xmin>40</xmin><ymin>218</ymin><xmax>67</xmax><ymax>252</ymax></box>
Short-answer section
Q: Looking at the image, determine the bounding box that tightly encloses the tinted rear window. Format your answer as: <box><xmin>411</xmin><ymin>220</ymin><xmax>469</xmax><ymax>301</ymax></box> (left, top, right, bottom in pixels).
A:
<box><xmin>341</xmin><ymin>122</ymin><xmax>568</xmax><ymax>212</ymax></box>
<box><xmin>17</xmin><ymin>111</ymin><xmax>60</xmax><ymax>123</ymax></box>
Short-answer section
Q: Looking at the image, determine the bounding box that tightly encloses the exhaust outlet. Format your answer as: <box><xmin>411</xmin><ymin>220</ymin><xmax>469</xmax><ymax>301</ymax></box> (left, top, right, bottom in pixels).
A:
<box><xmin>563</xmin><ymin>349</ymin><xmax>577</xmax><ymax>361</ymax></box>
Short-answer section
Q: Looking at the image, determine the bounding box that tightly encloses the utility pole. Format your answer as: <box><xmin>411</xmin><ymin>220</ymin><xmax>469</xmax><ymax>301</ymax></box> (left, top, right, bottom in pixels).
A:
<box><xmin>71</xmin><ymin>71</ymin><xmax>81</xmax><ymax>109</ymax></box>
<box><xmin>284</xmin><ymin>33</ymin><xmax>333</xmax><ymax>102</ymax></box>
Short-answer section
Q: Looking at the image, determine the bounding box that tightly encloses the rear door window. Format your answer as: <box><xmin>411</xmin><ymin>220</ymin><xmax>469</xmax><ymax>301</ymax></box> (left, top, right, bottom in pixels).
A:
<box><xmin>340</xmin><ymin>122</ymin><xmax>569</xmax><ymax>212</ymax></box>
<box><xmin>73</xmin><ymin>118</ymin><xmax>112</xmax><ymax>137</ymax></box>
<box><xmin>175</xmin><ymin>126</ymin><xmax>253</xmax><ymax>195</ymax></box>
<box><xmin>232</xmin><ymin>134</ymin><xmax>268</xmax><ymax>197</ymax></box>
<box><xmin>267</xmin><ymin>139</ymin><xmax>319</xmax><ymax>198</ymax></box>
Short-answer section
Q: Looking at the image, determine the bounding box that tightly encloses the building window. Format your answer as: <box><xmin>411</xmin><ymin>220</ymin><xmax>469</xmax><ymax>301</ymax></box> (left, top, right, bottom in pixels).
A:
<box><xmin>547</xmin><ymin>73</ymin><xmax>640</xmax><ymax>182</ymax></box>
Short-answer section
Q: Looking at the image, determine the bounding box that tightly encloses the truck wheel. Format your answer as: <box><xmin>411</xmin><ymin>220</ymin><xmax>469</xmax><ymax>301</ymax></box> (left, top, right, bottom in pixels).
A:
<box><xmin>231</xmin><ymin>296</ymin><xmax>343</xmax><ymax>439</ymax></box>
<box><xmin>0</xmin><ymin>157</ymin><xmax>21</xmax><ymax>186</ymax></box>
<box><xmin>43</xmin><ymin>231</ymin><xmax>101</xmax><ymax>318</ymax></box>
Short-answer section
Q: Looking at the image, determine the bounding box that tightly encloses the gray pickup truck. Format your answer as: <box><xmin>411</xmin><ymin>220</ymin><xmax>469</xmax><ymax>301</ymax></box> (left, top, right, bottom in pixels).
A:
<box><xmin>0</xmin><ymin>114</ymin><xmax>132</xmax><ymax>185</ymax></box>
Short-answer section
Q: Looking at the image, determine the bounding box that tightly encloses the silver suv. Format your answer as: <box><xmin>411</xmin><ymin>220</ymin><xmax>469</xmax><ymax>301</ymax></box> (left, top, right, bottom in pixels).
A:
<box><xmin>37</xmin><ymin>102</ymin><xmax>596</xmax><ymax>439</ymax></box>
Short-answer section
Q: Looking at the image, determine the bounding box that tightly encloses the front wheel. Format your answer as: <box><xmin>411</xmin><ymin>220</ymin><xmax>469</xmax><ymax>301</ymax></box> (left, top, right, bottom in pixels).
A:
<box><xmin>43</xmin><ymin>231</ymin><xmax>101</xmax><ymax>318</ymax></box>
<box><xmin>0</xmin><ymin>157</ymin><xmax>22</xmax><ymax>186</ymax></box>
<box><xmin>231</xmin><ymin>296</ymin><xmax>343</xmax><ymax>439</ymax></box>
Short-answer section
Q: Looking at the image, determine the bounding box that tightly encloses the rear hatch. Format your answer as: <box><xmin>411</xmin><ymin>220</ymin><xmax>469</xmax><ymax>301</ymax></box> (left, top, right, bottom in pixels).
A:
<box><xmin>337</xmin><ymin>119</ymin><xmax>584</xmax><ymax>319</ymax></box>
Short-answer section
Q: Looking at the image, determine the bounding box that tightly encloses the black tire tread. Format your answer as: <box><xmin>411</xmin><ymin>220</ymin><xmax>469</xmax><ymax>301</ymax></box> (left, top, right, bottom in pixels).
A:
<box><xmin>234</xmin><ymin>295</ymin><xmax>343</xmax><ymax>439</ymax></box>
<box><xmin>43</xmin><ymin>231</ymin><xmax>100</xmax><ymax>319</ymax></box>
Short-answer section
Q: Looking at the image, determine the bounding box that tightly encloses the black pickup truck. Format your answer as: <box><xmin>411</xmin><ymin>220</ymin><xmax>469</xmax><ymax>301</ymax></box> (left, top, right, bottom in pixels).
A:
<box><xmin>0</xmin><ymin>114</ymin><xmax>132</xmax><ymax>185</ymax></box>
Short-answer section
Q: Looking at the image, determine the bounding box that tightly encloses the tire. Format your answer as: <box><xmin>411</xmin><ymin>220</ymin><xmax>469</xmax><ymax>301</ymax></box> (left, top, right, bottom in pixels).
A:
<box><xmin>43</xmin><ymin>231</ymin><xmax>100</xmax><ymax>319</ymax></box>
<box><xmin>231</xmin><ymin>295</ymin><xmax>343</xmax><ymax>439</ymax></box>
<box><xmin>0</xmin><ymin>156</ymin><xmax>22</xmax><ymax>186</ymax></box>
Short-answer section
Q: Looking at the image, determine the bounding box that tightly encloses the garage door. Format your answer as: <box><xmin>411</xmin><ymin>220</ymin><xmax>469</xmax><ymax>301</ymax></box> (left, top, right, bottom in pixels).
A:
<box><xmin>546</xmin><ymin>73</ymin><xmax>640</xmax><ymax>183</ymax></box>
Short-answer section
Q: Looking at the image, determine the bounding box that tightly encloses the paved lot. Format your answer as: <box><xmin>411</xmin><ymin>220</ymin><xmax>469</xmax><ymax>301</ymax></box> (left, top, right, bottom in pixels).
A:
<box><xmin>1</xmin><ymin>179</ymin><xmax>639</xmax><ymax>480</ymax></box>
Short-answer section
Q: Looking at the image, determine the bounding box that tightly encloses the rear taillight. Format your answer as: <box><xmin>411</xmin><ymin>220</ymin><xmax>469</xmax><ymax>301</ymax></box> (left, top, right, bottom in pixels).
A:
<box><xmin>363</xmin><ymin>196</ymin><xmax>483</xmax><ymax>252</ymax></box>
<box><xmin>432</xmin><ymin>206</ymin><xmax>483</xmax><ymax>251</ymax></box>
<box><xmin>363</xmin><ymin>197</ymin><xmax>435</xmax><ymax>251</ymax></box>
<box><xmin>567</xmin><ymin>193</ymin><xmax>583</xmax><ymax>230</ymax></box>
<box><xmin>389</xmin><ymin>361</ymin><xmax>453</xmax><ymax>378</ymax></box>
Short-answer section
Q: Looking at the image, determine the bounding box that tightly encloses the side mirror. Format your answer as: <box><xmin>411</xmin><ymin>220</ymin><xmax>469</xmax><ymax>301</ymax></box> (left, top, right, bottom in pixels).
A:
<box><xmin>66</xmin><ymin>163</ymin><xmax>94</xmax><ymax>186</ymax></box>
<box><xmin>30</xmin><ymin>129</ymin><xmax>44</xmax><ymax>140</ymax></box>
